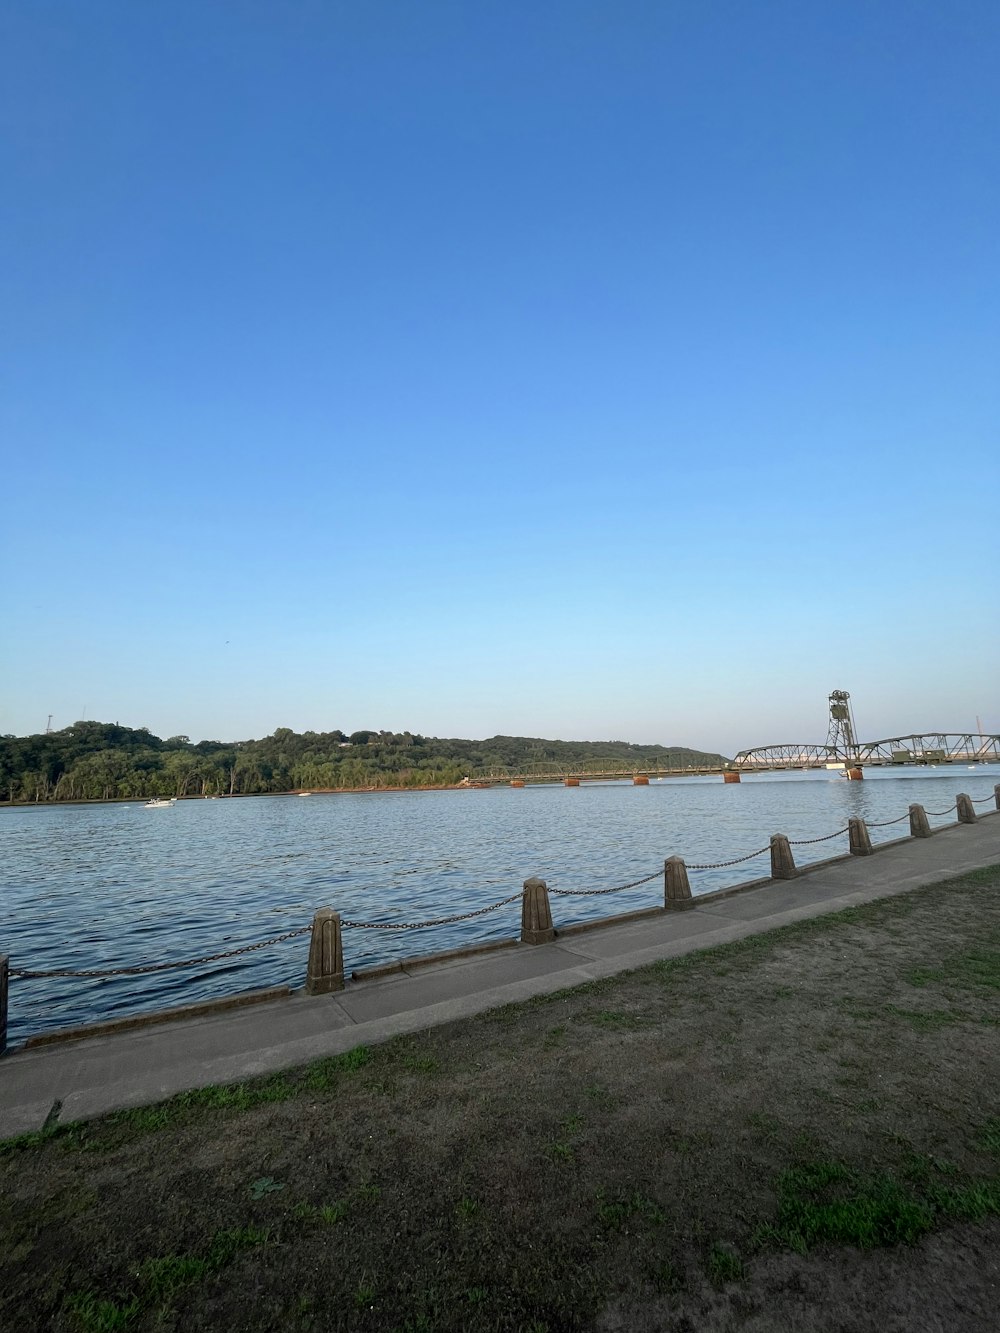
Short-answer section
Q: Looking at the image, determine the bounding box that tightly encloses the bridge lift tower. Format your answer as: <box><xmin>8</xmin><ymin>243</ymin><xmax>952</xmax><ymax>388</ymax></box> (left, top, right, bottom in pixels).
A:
<box><xmin>826</xmin><ymin>689</ymin><xmax>859</xmax><ymax>761</ymax></box>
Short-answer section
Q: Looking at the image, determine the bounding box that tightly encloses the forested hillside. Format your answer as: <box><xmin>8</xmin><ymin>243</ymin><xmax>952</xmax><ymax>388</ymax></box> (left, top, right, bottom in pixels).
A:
<box><xmin>0</xmin><ymin>722</ymin><xmax>730</xmax><ymax>803</ymax></box>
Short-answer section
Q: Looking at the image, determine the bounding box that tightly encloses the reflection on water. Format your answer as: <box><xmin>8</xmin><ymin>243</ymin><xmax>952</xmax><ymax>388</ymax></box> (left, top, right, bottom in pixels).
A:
<box><xmin>2</xmin><ymin>764</ymin><xmax>997</xmax><ymax>1046</ymax></box>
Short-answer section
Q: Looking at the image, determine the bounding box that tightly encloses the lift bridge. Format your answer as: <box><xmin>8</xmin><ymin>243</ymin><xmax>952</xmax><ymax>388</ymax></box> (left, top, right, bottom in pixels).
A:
<box><xmin>468</xmin><ymin>692</ymin><xmax>999</xmax><ymax>785</ymax></box>
<box><xmin>731</xmin><ymin>690</ymin><xmax>1000</xmax><ymax>773</ymax></box>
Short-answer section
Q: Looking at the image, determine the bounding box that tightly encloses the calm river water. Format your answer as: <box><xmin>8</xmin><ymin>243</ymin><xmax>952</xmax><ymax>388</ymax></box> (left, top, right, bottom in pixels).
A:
<box><xmin>2</xmin><ymin>765</ymin><xmax>998</xmax><ymax>1047</ymax></box>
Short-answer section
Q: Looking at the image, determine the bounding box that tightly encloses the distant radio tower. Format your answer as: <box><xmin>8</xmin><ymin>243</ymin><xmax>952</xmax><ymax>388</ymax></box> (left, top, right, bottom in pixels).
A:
<box><xmin>825</xmin><ymin>690</ymin><xmax>859</xmax><ymax>760</ymax></box>
<box><xmin>45</xmin><ymin>714</ymin><xmax>53</xmax><ymax>734</ymax></box>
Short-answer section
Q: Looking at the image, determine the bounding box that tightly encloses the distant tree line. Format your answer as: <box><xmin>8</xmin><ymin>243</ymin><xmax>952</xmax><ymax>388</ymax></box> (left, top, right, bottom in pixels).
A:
<box><xmin>0</xmin><ymin>722</ymin><xmax>730</xmax><ymax>804</ymax></box>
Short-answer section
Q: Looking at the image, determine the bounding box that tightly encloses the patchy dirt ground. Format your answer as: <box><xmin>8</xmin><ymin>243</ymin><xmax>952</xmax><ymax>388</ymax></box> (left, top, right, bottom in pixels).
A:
<box><xmin>2</xmin><ymin>866</ymin><xmax>999</xmax><ymax>1332</ymax></box>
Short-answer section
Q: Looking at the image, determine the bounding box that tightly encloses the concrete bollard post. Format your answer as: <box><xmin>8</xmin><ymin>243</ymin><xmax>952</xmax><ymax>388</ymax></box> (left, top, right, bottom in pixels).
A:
<box><xmin>956</xmin><ymin>793</ymin><xmax>977</xmax><ymax>824</ymax></box>
<box><xmin>0</xmin><ymin>955</ymin><xmax>7</xmax><ymax>1057</ymax></box>
<box><xmin>664</xmin><ymin>857</ymin><xmax>694</xmax><ymax>910</ymax></box>
<box><xmin>521</xmin><ymin>877</ymin><xmax>555</xmax><ymax>944</ymax></box>
<box><xmin>848</xmin><ymin>817</ymin><xmax>873</xmax><ymax>856</ymax></box>
<box><xmin>909</xmin><ymin>804</ymin><xmax>932</xmax><ymax>837</ymax></box>
<box><xmin>995</xmin><ymin>783</ymin><xmax>1000</xmax><ymax>811</ymax></box>
<box><xmin>305</xmin><ymin>908</ymin><xmax>344</xmax><ymax>994</ymax></box>
<box><xmin>770</xmin><ymin>834</ymin><xmax>797</xmax><ymax>879</ymax></box>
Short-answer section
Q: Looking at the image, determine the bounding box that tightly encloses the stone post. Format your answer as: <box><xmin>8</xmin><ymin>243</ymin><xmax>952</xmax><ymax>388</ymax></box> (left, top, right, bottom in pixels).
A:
<box><xmin>909</xmin><ymin>804</ymin><xmax>932</xmax><ymax>837</ymax></box>
<box><xmin>956</xmin><ymin>793</ymin><xmax>977</xmax><ymax>824</ymax></box>
<box><xmin>770</xmin><ymin>834</ymin><xmax>797</xmax><ymax>879</ymax></box>
<box><xmin>664</xmin><ymin>857</ymin><xmax>694</xmax><ymax>910</ymax></box>
<box><xmin>0</xmin><ymin>955</ymin><xmax>7</xmax><ymax>1057</ymax></box>
<box><xmin>848</xmin><ymin>817</ymin><xmax>873</xmax><ymax>856</ymax></box>
<box><xmin>305</xmin><ymin>908</ymin><xmax>344</xmax><ymax>994</ymax></box>
<box><xmin>521</xmin><ymin>877</ymin><xmax>555</xmax><ymax>945</ymax></box>
<box><xmin>994</xmin><ymin>783</ymin><xmax>1000</xmax><ymax>811</ymax></box>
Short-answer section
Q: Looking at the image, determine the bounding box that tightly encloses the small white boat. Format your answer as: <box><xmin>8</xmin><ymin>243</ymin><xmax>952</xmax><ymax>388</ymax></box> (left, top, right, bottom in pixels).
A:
<box><xmin>144</xmin><ymin>798</ymin><xmax>176</xmax><ymax>809</ymax></box>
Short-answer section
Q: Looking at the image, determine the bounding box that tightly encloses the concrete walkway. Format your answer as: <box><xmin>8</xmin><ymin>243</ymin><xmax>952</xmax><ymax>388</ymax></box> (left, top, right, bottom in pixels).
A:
<box><xmin>2</xmin><ymin>814</ymin><xmax>998</xmax><ymax>1139</ymax></box>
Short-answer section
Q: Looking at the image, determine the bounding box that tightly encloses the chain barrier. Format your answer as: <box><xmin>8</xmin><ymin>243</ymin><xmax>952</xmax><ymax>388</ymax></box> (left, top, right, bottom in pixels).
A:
<box><xmin>10</xmin><ymin>791</ymin><xmax>992</xmax><ymax>982</ymax></box>
<box><xmin>342</xmin><ymin>892</ymin><xmax>523</xmax><ymax>930</ymax></box>
<box><xmin>549</xmin><ymin>868</ymin><xmax>663</xmax><ymax>897</ymax></box>
<box><xmin>789</xmin><ymin>826</ymin><xmax>850</xmax><ymax>845</ymax></box>
<box><xmin>8</xmin><ymin>925</ymin><xmax>313</xmax><ymax>980</ymax></box>
<box><xmin>686</xmin><ymin>845</ymin><xmax>771</xmax><ymax>871</ymax></box>
<box><xmin>971</xmin><ymin>792</ymin><xmax>998</xmax><ymax>804</ymax></box>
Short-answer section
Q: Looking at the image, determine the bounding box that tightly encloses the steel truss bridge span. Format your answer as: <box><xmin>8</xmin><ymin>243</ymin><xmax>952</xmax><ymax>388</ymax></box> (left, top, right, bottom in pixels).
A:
<box><xmin>470</xmin><ymin>758</ymin><xmax>725</xmax><ymax>784</ymax></box>
<box><xmin>732</xmin><ymin>733</ymin><xmax>1000</xmax><ymax>772</ymax></box>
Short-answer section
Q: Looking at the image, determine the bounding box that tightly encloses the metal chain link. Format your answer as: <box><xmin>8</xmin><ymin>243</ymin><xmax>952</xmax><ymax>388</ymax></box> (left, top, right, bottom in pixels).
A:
<box><xmin>8</xmin><ymin>925</ymin><xmax>314</xmax><ymax>980</ymax></box>
<box><xmin>789</xmin><ymin>826</ymin><xmax>850</xmax><ymax>846</ymax></box>
<box><xmin>686</xmin><ymin>845</ymin><xmax>772</xmax><ymax>870</ymax></box>
<box><xmin>971</xmin><ymin>792</ymin><xmax>999</xmax><ymax>804</ymax></box>
<box><xmin>342</xmin><ymin>891</ymin><xmax>523</xmax><ymax>930</ymax></box>
<box><xmin>12</xmin><ymin>791</ymin><xmax>988</xmax><ymax>980</ymax></box>
<box><xmin>549</xmin><ymin>868</ymin><xmax>663</xmax><ymax>897</ymax></box>
<box><xmin>609</xmin><ymin>868</ymin><xmax>665</xmax><ymax>891</ymax></box>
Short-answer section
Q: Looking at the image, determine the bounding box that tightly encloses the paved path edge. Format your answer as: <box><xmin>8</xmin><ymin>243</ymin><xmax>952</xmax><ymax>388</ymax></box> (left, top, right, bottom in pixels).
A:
<box><xmin>1</xmin><ymin>813</ymin><xmax>998</xmax><ymax>1138</ymax></box>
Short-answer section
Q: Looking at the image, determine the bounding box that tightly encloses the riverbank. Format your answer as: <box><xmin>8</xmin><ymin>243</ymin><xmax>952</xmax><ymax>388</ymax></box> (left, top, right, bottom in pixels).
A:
<box><xmin>0</xmin><ymin>783</ymin><xmax>480</xmax><ymax>809</ymax></box>
<box><xmin>0</xmin><ymin>770</ymin><xmax>739</xmax><ymax>809</ymax></box>
<box><xmin>3</xmin><ymin>765</ymin><xmax>997</xmax><ymax>808</ymax></box>
<box><xmin>3</xmin><ymin>832</ymin><xmax>999</xmax><ymax>1329</ymax></box>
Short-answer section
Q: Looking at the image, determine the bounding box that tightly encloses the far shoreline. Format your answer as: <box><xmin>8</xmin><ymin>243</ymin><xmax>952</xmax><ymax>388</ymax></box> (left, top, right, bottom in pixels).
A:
<box><xmin>0</xmin><ymin>784</ymin><xmax>489</xmax><ymax>810</ymax></box>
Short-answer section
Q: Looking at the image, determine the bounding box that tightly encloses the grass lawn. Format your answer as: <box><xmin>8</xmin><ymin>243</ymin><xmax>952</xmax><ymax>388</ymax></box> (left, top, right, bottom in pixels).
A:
<box><xmin>2</xmin><ymin>865</ymin><xmax>999</xmax><ymax>1332</ymax></box>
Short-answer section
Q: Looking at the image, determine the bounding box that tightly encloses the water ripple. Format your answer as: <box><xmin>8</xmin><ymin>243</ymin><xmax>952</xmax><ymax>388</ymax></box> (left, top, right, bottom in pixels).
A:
<box><xmin>2</xmin><ymin>767</ymin><xmax>997</xmax><ymax>1045</ymax></box>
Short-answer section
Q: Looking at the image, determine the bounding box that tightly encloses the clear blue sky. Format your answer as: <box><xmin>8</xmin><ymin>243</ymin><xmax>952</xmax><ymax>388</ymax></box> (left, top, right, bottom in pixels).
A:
<box><xmin>2</xmin><ymin>1</ymin><xmax>997</xmax><ymax>755</ymax></box>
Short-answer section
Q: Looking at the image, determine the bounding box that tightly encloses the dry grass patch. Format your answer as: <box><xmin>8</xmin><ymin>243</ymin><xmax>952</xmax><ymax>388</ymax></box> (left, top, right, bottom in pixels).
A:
<box><xmin>2</xmin><ymin>866</ymin><xmax>999</xmax><ymax>1332</ymax></box>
